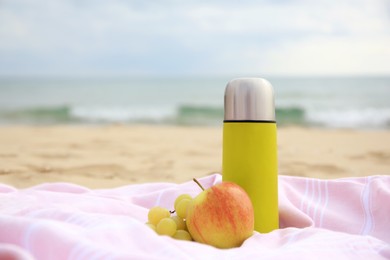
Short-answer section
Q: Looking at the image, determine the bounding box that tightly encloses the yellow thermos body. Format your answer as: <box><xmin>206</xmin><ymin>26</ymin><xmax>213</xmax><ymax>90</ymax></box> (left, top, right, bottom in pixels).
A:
<box><xmin>222</xmin><ymin>78</ymin><xmax>279</xmax><ymax>233</ymax></box>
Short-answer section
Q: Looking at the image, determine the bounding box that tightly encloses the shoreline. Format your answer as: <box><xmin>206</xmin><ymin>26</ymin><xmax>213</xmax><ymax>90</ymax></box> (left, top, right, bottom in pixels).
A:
<box><xmin>0</xmin><ymin>125</ymin><xmax>389</xmax><ymax>188</ymax></box>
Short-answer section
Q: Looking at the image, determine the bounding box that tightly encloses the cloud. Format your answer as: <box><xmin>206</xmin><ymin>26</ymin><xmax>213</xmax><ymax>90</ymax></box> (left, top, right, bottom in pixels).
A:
<box><xmin>265</xmin><ymin>35</ymin><xmax>390</xmax><ymax>75</ymax></box>
<box><xmin>0</xmin><ymin>0</ymin><xmax>389</xmax><ymax>76</ymax></box>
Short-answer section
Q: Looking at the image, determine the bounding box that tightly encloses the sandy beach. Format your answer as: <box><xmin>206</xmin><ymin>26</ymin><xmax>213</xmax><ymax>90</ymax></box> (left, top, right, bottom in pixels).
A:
<box><xmin>0</xmin><ymin>125</ymin><xmax>389</xmax><ymax>189</ymax></box>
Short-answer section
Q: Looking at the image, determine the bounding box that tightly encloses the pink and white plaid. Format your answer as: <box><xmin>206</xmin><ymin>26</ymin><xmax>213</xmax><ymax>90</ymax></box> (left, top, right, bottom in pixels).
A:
<box><xmin>0</xmin><ymin>174</ymin><xmax>389</xmax><ymax>259</ymax></box>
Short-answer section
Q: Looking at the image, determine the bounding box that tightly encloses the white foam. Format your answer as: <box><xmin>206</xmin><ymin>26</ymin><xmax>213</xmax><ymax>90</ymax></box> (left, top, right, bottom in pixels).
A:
<box><xmin>306</xmin><ymin>107</ymin><xmax>390</xmax><ymax>129</ymax></box>
<box><xmin>70</xmin><ymin>106</ymin><xmax>176</xmax><ymax>123</ymax></box>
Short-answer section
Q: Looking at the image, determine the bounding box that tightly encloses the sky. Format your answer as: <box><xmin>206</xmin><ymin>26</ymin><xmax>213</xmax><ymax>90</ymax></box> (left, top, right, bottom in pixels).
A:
<box><xmin>0</xmin><ymin>0</ymin><xmax>389</xmax><ymax>77</ymax></box>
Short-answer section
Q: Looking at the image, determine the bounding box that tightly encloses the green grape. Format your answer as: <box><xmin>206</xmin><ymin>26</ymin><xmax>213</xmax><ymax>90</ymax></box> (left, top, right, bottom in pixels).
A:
<box><xmin>145</xmin><ymin>222</ymin><xmax>156</xmax><ymax>231</ymax></box>
<box><xmin>173</xmin><ymin>230</ymin><xmax>192</xmax><ymax>241</ymax></box>
<box><xmin>148</xmin><ymin>206</ymin><xmax>170</xmax><ymax>226</ymax></box>
<box><xmin>175</xmin><ymin>198</ymin><xmax>192</xmax><ymax>219</ymax></box>
<box><xmin>170</xmin><ymin>215</ymin><xmax>186</xmax><ymax>230</ymax></box>
<box><xmin>174</xmin><ymin>194</ymin><xmax>192</xmax><ymax>209</ymax></box>
<box><xmin>183</xmin><ymin>219</ymin><xmax>188</xmax><ymax>231</ymax></box>
<box><xmin>156</xmin><ymin>217</ymin><xmax>177</xmax><ymax>236</ymax></box>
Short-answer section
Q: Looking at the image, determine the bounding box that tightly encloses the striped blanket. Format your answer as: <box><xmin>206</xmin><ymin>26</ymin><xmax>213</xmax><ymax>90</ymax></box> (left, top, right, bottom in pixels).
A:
<box><xmin>0</xmin><ymin>174</ymin><xmax>389</xmax><ymax>259</ymax></box>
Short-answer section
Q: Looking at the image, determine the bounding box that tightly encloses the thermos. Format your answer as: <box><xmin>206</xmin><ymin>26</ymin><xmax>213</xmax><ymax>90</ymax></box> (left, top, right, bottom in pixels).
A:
<box><xmin>222</xmin><ymin>78</ymin><xmax>279</xmax><ymax>233</ymax></box>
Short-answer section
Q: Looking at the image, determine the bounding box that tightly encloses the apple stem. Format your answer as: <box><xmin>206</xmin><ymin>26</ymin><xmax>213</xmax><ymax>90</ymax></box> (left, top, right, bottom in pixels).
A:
<box><xmin>193</xmin><ymin>178</ymin><xmax>205</xmax><ymax>191</ymax></box>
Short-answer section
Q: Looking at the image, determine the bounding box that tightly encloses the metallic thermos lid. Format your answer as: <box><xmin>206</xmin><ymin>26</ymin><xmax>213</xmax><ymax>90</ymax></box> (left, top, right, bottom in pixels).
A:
<box><xmin>224</xmin><ymin>78</ymin><xmax>275</xmax><ymax>121</ymax></box>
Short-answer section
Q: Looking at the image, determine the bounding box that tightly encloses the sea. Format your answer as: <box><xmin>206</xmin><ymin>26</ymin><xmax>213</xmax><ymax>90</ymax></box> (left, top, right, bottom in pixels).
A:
<box><xmin>0</xmin><ymin>76</ymin><xmax>389</xmax><ymax>129</ymax></box>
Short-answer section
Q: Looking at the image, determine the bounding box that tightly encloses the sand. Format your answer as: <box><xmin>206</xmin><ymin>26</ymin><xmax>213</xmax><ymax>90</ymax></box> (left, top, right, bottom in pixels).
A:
<box><xmin>0</xmin><ymin>125</ymin><xmax>389</xmax><ymax>189</ymax></box>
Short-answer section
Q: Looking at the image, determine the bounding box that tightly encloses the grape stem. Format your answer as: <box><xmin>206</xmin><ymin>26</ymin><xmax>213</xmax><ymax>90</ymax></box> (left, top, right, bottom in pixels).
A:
<box><xmin>169</xmin><ymin>210</ymin><xmax>175</xmax><ymax>214</ymax></box>
<box><xmin>193</xmin><ymin>178</ymin><xmax>205</xmax><ymax>191</ymax></box>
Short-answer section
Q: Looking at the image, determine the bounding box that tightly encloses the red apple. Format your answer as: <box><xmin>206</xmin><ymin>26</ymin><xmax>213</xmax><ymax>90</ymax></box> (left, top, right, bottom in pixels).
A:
<box><xmin>186</xmin><ymin>179</ymin><xmax>254</xmax><ymax>248</ymax></box>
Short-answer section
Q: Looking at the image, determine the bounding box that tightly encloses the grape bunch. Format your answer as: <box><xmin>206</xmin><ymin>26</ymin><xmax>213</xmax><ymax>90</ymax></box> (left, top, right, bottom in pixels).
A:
<box><xmin>146</xmin><ymin>194</ymin><xmax>193</xmax><ymax>241</ymax></box>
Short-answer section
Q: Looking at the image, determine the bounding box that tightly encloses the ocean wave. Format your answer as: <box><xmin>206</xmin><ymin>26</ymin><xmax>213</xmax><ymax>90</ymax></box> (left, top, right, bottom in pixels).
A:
<box><xmin>0</xmin><ymin>105</ymin><xmax>389</xmax><ymax>129</ymax></box>
<box><xmin>276</xmin><ymin>107</ymin><xmax>306</xmax><ymax>126</ymax></box>
<box><xmin>176</xmin><ymin>105</ymin><xmax>223</xmax><ymax>125</ymax></box>
<box><xmin>0</xmin><ymin>105</ymin><xmax>78</xmax><ymax>124</ymax></box>
<box><xmin>306</xmin><ymin>108</ymin><xmax>390</xmax><ymax>129</ymax></box>
<box><xmin>71</xmin><ymin>106</ymin><xmax>176</xmax><ymax>123</ymax></box>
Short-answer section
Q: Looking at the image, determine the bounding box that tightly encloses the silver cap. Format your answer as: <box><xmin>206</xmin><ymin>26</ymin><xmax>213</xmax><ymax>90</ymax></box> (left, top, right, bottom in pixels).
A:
<box><xmin>224</xmin><ymin>78</ymin><xmax>275</xmax><ymax>121</ymax></box>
